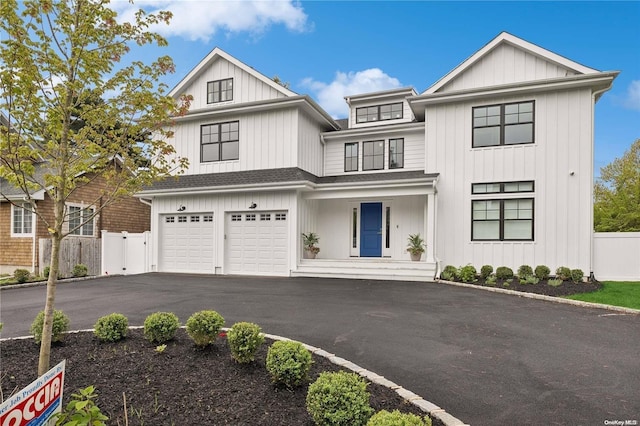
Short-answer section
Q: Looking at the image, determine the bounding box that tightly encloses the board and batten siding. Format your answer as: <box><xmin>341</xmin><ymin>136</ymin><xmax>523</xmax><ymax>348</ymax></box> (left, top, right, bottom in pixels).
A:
<box><xmin>323</xmin><ymin>129</ymin><xmax>424</xmax><ymax>176</ymax></box>
<box><xmin>181</xmin><ymin>57</ymin><xmax>288</xmax><ymax>111</ymax></box>
<box><xmin>440</xmin><ymin>43</ymin><xmax>578</xmax><ymax>93</ymax></box>
<box><xmin>149</xmin><ymin>191</ymin><xmax>297</xmax><ymax>274</ymax></box>
<box><xmin>297</xmin><ymin>111</ymin><xmax>325</xmax><ymax>176</ymax></box>
<box><xmin>348</xmin><ymin>100</ymin><xmax>415</xmax><ymax>130</ymax></box>
<box><xmin>427</xmin><ymin>88</ymin><xmax>594</xmax><ymax>273</ymax></box>
<box><xmin>172</xmin><ymin>108</ymin><xmax>300</xmax><ymax>175</ymax></box>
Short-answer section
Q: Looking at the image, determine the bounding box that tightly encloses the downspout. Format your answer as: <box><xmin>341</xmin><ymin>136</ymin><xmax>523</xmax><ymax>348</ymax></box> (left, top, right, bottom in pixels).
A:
<box><xmin>590</xmin><ymin>86</ymin><xmax>610</xmax><ymax>281</ymax></box>
<box><xmin>31</xmin><ymin>207</ymin><xmax>37</xmax><ymax>274</ymax></box>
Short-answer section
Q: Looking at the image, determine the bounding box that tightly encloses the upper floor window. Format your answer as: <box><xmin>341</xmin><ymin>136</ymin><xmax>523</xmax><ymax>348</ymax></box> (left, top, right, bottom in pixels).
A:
<box><xmin>68</xmin><ymin>205</ymin><xmax>95</xmax><ymax>236</ymax></box>
<box><xmin>363</xmin><ymin>140</ymin><xmax>384</xmax><ymax>171</ymax></box>
<box><xmin>389</xmin><ymin>138</ymin><xmax>404</xmax><ymax>169</ymax></box>
<box><xmin>472</xmin><ymin>101</ymin><xmax>534</xmax><ymax>147</ymax></box>
<box><xmin>12</xmin><ymin>203</ymin><xmax>33</xmax><ymax>236</ymax></box>
<box><xmin>356</xmin><ymin>103</ymin><xmax>403</xmax><ymax>124</ymax></box>
<box><xmin>345</xmin><ymin>142</ymin><xmax>358</xmax><ymax>172</ymax></box>
<box><xmin>207</xmin><ymin>78</ymin><xmax>233</xmax><ymax>104</ymax></box>
<box><xmin>201</xmin><ymin>121</ymin><xmax>239</xmax><ymax>162</ymax></box>
<box><xmin>472</xmin><ymin>181</ymin><xmax>534</xmax><ymax>194</ymax></box>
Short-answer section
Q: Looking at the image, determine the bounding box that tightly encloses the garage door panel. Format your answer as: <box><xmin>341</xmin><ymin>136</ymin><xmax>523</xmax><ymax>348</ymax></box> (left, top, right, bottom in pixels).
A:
<box><xmin>159</xmin><ymin>213</ymin><xmax>214</xmax><ymax>273</ymax></box>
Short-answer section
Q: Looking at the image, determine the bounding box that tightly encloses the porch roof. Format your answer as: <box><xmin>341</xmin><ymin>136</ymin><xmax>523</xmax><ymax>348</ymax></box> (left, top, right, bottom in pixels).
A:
<box><xmin>138</xmin><ymin>167</ymin><xmax>438</xmax><ymax>196</ymax></box>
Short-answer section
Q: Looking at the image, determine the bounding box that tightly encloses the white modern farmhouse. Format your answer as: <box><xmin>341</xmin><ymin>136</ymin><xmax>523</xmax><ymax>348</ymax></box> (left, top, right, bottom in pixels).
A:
<box><xmin>138</xmin><ymin>32</ymin><xmax>617</xmax><ymax>281</ymax></box>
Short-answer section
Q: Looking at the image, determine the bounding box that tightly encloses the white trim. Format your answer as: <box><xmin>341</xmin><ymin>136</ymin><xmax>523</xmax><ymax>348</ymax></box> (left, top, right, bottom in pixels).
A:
<box><xmin>65</xmin><ymin>202</ymin><xmax>97</xmax><ymax>237</ymax></box>
<box><xmin>10</xmin><ymin>202</ymin><xmax>34</xmax><ymax>237</ymax></box>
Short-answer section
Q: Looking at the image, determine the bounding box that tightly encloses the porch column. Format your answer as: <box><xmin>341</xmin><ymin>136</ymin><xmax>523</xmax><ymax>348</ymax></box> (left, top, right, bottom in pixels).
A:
<box><xmin>425</xmin><ymin>192</ymin><xmax>436</xmax><ymax>263</ymax></box>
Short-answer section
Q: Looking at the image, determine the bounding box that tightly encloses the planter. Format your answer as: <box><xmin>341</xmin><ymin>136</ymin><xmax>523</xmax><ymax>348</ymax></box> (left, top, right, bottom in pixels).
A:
<box><xmin>409</xmin><ymin>252</ymin><xmax>422</xmax><ymax>262</ymax></box>
<box><xmin>303</xmin><ymin>250</ymin><xmax>317</xmax><ymax>259</ymax></box>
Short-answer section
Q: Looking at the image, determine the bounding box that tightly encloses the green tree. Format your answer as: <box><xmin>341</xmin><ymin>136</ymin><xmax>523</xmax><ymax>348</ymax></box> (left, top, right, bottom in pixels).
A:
<box><xmin>594</xmin><ymin>139</ymin><xmax>640</xmax><ymax>231</ymax></box>
<box><xmin>0</xmin><ymin>0</ymin><xmax>190</xmax><ymax>375</ymax></box>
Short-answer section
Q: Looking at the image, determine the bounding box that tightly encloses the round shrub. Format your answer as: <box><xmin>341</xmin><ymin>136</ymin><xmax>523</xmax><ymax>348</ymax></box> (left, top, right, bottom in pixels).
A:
<box><xmin>94</xmin><ymin>313</ymin><xmax>129</xmax><ymax>342</ymax></box>
<box><xmin>72</xmin><ymin>264</ymin><xmax>88</xmax><ymax>278</ymax></box>
<box><xmin>30</xmin><ymin>310</ymin><xmax>70</xmax><ymax>344</ymax></box>
<box><xmin>555</xmin><ymin>266</ymin><xmax>571</xmax><ymax>281</ymax></box>
<box><xmin>227</xmin><ymin>322</ymin><xmax>265</xmax><ymax>363</ymax></box>
<box><xmin>457</xmin><ymin>264</ymin><xmax>477</xmax><ymax>283</ymax></box>
<box><xmin>42</xmin><ymin>266</ymin><xmax>50</xmax><ymax>279</ymax></box>
<box><xmin>480</xmin><ymin>265</ymin><xmax>493</xmax><ymax>279</ymax></box>
<box><xmin>495</xmin><ymin>266</ymin><xmax>514</xmax><ymax>280</ymax></box>
<box><xmin>306</xmin><ymin>371</ymin><xmax>374</xmax><ymax>426</ymax></box>
<box><xmin>517</xmin><ymin>265</ymin><xmax>533</xmax><ymax>279</ymax></box>
<box><xmin>14</xmin><ymin>268</ymin><xmax>30</xmax><ymax>284</ymax></box>
<box><xmin>534</xmin><ymin>265</ymin><xmax>550</xmax><ymax>280</ymax></box>
<box><xmin>266</xmin><ymin>340</ymin><xmax>312</xmax><ymax>388</ymax></box>
<box><xmin>143</xmin><ymin>312</ymin><xmax>180</xmax><ymax>344</ymax></box>
<box><xmin>440</xmin><ymin>265</ymin><xmax>457</xmax><ymax>281</ymax></box>
<box><xmin>186</xmin><ymin>310</ymin><xmax>225</xmax><ymax>347</ymax></box>
<box><xmin>570</xmin><ymin>269</ymin><xmax>584</xmax><ymax>283</ymax></box>
<box><xmin>367</xmin><ymin>410</ymin><xmax>431</xmax><ymax>426</ymax></box>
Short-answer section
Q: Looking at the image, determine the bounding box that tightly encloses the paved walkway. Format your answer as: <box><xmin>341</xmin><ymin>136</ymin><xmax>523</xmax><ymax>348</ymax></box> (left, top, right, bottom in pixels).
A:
<box><xmin>1</xmin><ymin>274</ymin><xmax>638</xmax><ymax>425</ymax></box>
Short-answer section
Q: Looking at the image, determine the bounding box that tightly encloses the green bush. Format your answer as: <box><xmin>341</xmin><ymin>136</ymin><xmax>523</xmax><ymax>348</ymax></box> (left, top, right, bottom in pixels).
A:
<box><xmin>143</xmin><ymin>312</ymin><xmax>180</xmax><ymax>344</ymax></box>
<box><xmin>185</xmin><ymin>310</ymin><xmax>225</xmax><ymax>347</ymax></box>
<box><xmin>42</xmin><ymin>266</ymin><xmax>50</xmax><ymax>279</ymax></box>
<box><xmin>14</xmin><ymin>268</ymin><xmax>30</xmax><ymax>283</ymax></box>
<box><xmin>72</xmin><ymin>264</ymin><xmax>88</xmax><ymax>278</ymax></box>
<box><xmin>227</xmin><ymin>322</ymin><xmax>265</xmax><ymax>363</ymax></box>
<box><xmin>570</xmin><ymin>269</ymin><xmax>584</xmax><ymax>283</ymax></box>
<box><xmin>480</xmin><ymin>265</ymin><xmax>493</xmax><ymax>279</ymax></box>
<box><xmin>457</xmin><ymin>264</ymin><xmax>477</xmax><ymax>283</ymax></box>
<box><xmin>54</xmin><ymin>385</ymin><xmax>108</xmax><ymax>426</ymax></box>
<box><xmin>520</xmin><ymin>275</ymin><xmax>539</xmax><ymax>285</ymax></box>
<box><xmin>548</xmin><ymin>278</ymin><xmax>563</xmax><ymax>287</ymax></box>
<box><xmin>306</xmin><ymin>371</ymin><xmax>373</xmax><ymax>426</ymax></box>
<box><xmin>94</xmin><ymin>313</ymin><xmax>129</xmax><ymax>342</ymax></box>
<box><xmin>367</xmin><ymin>410</ymin><xmax>431</xmax><ymax>426</ymax></box>
<box><xmin>555</xmin><ymin>266</ymin><xmax>571</xmax><ymax>281</ymax></box>
<box><xmin>517</xmin><ymin>265</ymin><xmax>533</xmax><ymax>279</ymax></box>
<box><xmin>495</xmin><ymin>266</ymin><xmax>514</xmax><ymax>280</ymax></box>
<box><xmin>485</xmin><ymin>275</ymin><xmax>497</xmax><ymax>286</ymax></box>
<box><xmin>266</xmin><ymin>340</ymin><xmax>312</xmax><ymax>388</ymax></box>
<box><xmin>534</xmin><ymin>265</ymin><xmax>551</xmax><ymax>280</ymax></box>
<box><xmin>31</xmin><ymin>310</ymin><xmax>70</xmax><ymax>344</ymax></box>
<box><xmin>440</xmin><ymin>265</ymin><xmax>457</xmax><ymax>281</ymax></box>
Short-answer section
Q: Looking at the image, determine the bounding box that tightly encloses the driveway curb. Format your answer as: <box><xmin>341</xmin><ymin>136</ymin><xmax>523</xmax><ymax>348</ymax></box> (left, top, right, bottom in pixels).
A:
<box><xmin>436</xmin><ymin>279</ymin><xmax>640</xmax><ymax>315</ymax></box>
<box><xmin>1</xmin><ymin>327</ymin><xmax>470</xmax><ymax>426</ymax></box>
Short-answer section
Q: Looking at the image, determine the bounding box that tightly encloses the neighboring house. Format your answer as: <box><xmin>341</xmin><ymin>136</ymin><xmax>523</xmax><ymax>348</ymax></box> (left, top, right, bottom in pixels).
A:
<box><xmin>0</xmin><ymin>162</ymin><xmax>151</xmax><ymax>274</ymax></box>
<box><xmin>138</xmin><ymin>32</ymin><xmax>617</xmax><ymax>280</ymax></box>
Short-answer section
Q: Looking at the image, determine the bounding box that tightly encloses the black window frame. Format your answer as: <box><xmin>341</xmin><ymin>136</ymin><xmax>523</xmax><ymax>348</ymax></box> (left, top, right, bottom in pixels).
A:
<box><xmin>362</xmin><ymin>140</ymin><xmax>385</xmax><ymax>171</ymax></box>
<box><xmin>356</xmin><ymin>102</ymin><xmax>403</xmax><ymax>124</ymax></box>
<box><xmin>201</xmin><ymin>120</ymin><xmax>239</xmax><ymax>163</ymax></box>
<box><xmin>344</xmin><ymin>142</ymin><xmax>359</xmax><ymax>172</ymax></box>
<box><xmin>207</xmin><ymin>78</ymin><xmax>233</xmax><ymax>104</ymax></box>
<box><xmin>389</xmin><ymin>138</ymin><xmax>404</xmax><ymax>169</ymax></box>
<box><xmin>471</xmin><ymin>180</ymin><xmax>535</xmax><ymax>195</ymax></box>
<box><xmin>472</xmin><ymin>198</ymin><xmax>534</xmax><ymax>242</ymax></box>
<box><xmin>472</xmin><ymin>101</ymin><xmax>535</xmax><ymax>148</ymax></box>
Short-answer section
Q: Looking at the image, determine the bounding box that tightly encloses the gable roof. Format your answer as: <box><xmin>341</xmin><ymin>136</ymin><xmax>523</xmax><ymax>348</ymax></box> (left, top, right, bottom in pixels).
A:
<box><xmin>423</xmin><ymin>32</ymin><xmax>600</xmax><ymax>95</ymax></box>
<box><xmin>169</xmin><ymin>47</ymin><xmax>298</xmax><ymax>99</ymax></box>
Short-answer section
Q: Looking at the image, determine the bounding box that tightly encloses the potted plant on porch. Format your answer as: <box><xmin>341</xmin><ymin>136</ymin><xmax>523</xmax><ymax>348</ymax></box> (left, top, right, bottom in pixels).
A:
<box><xmin>302</xmin><ymin>232</ymin><xmax>320</xmax><ymax>259</ymax></box>
<box><xmin>406</xmin><ymin>233</ymin><xmax>425</xmax><ymax>261</ymax></box>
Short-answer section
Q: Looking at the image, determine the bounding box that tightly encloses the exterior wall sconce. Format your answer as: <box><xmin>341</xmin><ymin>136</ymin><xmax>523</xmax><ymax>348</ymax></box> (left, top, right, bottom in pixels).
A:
<box><xmin>249</xmin><ymin>202</ymin><xmax>257</xmax><ymax>209</ymax></box>
<box><xmin>177</xmin><ymin>205</ymin><xmax>186</xmax><ymax>211</ymax></box>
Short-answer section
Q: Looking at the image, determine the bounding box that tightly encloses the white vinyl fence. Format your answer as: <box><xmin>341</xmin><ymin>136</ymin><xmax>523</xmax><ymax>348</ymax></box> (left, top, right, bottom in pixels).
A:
<box><xmin>593</xmin><ymin>232</ymin><xmax>640</xmax><ymax>281</ymax></box>
<box><xmin>101</xmin><ymin>231</ymin><xmax>150</xmax><ymax>275</ymax></box>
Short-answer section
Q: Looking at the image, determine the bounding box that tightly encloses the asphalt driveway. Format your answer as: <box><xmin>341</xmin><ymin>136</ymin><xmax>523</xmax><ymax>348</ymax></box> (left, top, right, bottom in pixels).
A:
<box><xmin>1</xmin><ymin>274</ymin><xmax>638</xmax><ymax>425</ymax></box>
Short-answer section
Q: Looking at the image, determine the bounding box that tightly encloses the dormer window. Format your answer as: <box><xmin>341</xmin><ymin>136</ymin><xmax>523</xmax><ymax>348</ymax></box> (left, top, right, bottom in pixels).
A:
<box><xmin>356</xmin><ymin>103</ymin><xmax>403</xmax><ymax>123</ymax></box>
<box><xmin>207</xmin><ymin>78</ymin><xmax>233</xmax><ymax>104</ymax></box>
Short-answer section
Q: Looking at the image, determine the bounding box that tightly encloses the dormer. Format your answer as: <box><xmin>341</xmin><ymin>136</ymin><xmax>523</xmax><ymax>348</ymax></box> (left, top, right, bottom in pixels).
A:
<box><xmin>345</xmin><ymin>87</ymin><xmax>418</xmax><ymax>129</ymax></box>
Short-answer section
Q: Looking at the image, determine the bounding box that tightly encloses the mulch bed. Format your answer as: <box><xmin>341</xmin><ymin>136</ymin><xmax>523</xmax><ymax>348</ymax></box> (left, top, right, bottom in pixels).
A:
<box><xmin>1</xmin><ymin>329</ymin><xmax>442</xmax><ymax>425</ymax></box>
<box><xmin>446</xmin><ymin>277</ymin><xmax>603</xmax><ymax>297</ymax></box>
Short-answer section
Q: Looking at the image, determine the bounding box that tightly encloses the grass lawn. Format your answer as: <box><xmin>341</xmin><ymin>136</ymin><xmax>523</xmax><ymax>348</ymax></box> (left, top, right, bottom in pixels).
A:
<box><xmin>565</xmin><ymin>281</ymin><xmax>640</xmax><ymax>310</ymax></box>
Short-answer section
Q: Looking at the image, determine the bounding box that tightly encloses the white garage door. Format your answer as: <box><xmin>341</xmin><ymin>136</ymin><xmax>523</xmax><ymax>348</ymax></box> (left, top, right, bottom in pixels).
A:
<box><xmin>159</xmin><ymin>213</ymin><xmax>214</xmax><ymax>273</ymax></box>
<box><xmin>226</xmin><ymin>211</ymin><xmax>288</xmax><ymax>276</ymax></box>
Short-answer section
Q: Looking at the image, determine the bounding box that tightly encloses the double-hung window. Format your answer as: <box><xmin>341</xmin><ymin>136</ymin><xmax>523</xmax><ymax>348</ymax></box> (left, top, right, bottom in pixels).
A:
<box><xmin>207</xmin><ymin>78</ymin><xmax>233</xmax><ymax>104</ymax></box>
<box><xmin>345</xmin><ymin>142</ymin><xmax>359</xmax><ymax>172</ymax></box>
<box><xmin>472</xmin><ymin>181</ymin><xmax>534</xmax><ymax>241</ymax></box>
<box><xmin>12</xmin><ymin>203</ymin><xmax>33</xmax><ymax>236</ymax></box>
<box><xmin>201</xmin><ymin>121</ymin><xmax>239</xmax><ymax>162</ymax></box>
<box><xmin>363</xmin><ymin>140</ymin><xmax>384</xmax><ymax>171</ymax></box>
<box><xmin>68</xmin><ymin>205</ymin><xmax>95</xmax><ymax>236</ymax></box>
<box><xmin>356</xmin><ymin>103</ymin><xmax>403</xmax><ymax>124</ymax></box>
<box><xmin>473</xmin><ymin>101</ymin><xmax>534</xmax><ymax>147</ymax></box>
<box><xmin>389</xmin><ymin>138</ymin><xmax>404</xmax><ymax>169</ymax></box>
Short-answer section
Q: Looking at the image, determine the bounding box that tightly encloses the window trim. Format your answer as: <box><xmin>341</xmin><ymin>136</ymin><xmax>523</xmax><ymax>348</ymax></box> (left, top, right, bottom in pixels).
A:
<box><xmin>200</xmin><ymin>120</ymin><xmax>240</xmax><ymax>163</ymax></box>
<box><xmin>389</xmin><ymin>138</ymin><xmax>404</xmax><ymax>169</ymax></box>
<box><xmin>207</xmin><ymin>78</ymin><xmax>233</xmax><ymax>104</ymax></box>
<box><xmin>344</xmin><ymin>142</ymin><xmax>359</xmax><ymax>172</ymax></box>
<box><xmin>356</xmin><ymin>102</ymin><xmax>403</xmax><ymax>124</ymax></box>
<box><xmin>362</xmin><ymin>140</ymin><xmax>385</xmax><ymax>171</ymax></box>
<box><xmin>67</xmin><ymin>204</ymin><xmax>96</xmax><ymax>237</ymax></box>
<box><xmin>11</xmin><ymin>202</ymin><xmax>34</xmax><ymax>237</ymax></box>
<box><xmin>472</xmin><ymin>101</ymin><xmax>535</xmax><ymax>148</ymax></box>
<box><xmin>471</xmin><ymin>198</ymin><xmax>534</xmax><ymax>242</ymax></box>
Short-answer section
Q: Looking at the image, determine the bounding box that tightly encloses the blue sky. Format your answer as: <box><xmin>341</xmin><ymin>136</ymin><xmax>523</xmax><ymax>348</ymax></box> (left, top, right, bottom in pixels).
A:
<box><xmin>112</xmin><ymin>1</ymin><xmax>640</xmax><ymax>174</ymax></box>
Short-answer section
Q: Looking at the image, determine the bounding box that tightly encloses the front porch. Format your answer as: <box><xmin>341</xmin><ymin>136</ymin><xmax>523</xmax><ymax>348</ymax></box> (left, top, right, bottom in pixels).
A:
<box><xmin>291</xmin><ymin>258</ymin><xmax>437</xmax><ymax>282</ymax></box>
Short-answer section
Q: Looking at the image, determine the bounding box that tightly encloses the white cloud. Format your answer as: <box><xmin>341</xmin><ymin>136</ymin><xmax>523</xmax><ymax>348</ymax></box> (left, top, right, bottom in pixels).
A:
<box><xmin>623</xmin><ymin>80</ymin><xmax>640</xmax><ymax>111</ymax></box>
<box><xmin>111</xmin><ymin>0</ymin><xmax>309</xmax><ymax>42</ymax></box>
<box><xmin>302</xmin><ymin>69</ymin><xmax>402</xmax><ymax>118</ymax></box>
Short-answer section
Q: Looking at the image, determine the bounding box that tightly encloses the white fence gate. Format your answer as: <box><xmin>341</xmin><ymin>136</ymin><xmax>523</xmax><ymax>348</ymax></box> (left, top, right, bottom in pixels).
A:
<box><xmin>593</xmin><ymin>232</ymin><xmax>640</xmax><ymax>281</ymax></box>
<box><xmin>101</xmin><ymin>231</ymin><xmax>150</xmax><ymax>275</ymax></box>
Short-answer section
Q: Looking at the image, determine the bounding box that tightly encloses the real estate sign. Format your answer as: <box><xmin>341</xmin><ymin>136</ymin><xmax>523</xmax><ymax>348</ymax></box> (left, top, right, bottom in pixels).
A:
<box><xmin>0</xmin><ymin>360</ymin><xmax>65</xmax><ymax>426</ymax></box>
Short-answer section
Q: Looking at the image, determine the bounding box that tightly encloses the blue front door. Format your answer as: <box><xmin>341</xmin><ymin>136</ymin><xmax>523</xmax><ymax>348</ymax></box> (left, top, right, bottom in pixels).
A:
<box><xmin>360</xmin><ymin>202</ymin><xmax>382</xmax><ymax>257</ymax></box>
